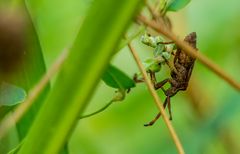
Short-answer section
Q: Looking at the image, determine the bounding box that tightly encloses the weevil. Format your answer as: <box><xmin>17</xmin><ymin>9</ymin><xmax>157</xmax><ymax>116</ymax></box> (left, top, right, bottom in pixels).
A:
<box><xmin>143</xmin><ymin>32</ymin><xmax>197</xmax><ymax>126</ymax></box>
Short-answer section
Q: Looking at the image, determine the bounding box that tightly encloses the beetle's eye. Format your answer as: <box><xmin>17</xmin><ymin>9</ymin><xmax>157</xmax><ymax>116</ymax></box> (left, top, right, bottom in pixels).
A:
<box><xmin>147</xmin><ymin>33</ymin><xmax>151</xmax><ymax>36</ymax></box>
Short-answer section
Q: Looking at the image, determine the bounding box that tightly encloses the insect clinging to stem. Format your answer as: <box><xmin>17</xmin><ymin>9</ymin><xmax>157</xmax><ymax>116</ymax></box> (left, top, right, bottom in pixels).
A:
<box><xmin>134</xmin><ymin>32</ymin><xmax>197</xmax><ymax>126</ymax></box>
<box><xmin>144</xmin><ymin>32</ymin><xmax>197</xmax><ymax>126</ymax></box>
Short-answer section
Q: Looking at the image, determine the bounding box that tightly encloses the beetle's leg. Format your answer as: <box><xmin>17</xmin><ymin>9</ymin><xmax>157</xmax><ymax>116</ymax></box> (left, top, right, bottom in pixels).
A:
<box><xmin>161</xmin><ymin>87</ymin><xmax>166</xmax><ymax>95</ymax></box>
<box><xmin>144</xmin><ymin>98</ymin><xmax>168</xmax><ymax>127</ymax></box>
<box><xmin>149</xmin><ymin>71</ymin><xmax>157</xmax><ymax>85</ymax></box>
<box><xmin>166</xmin><ymin>96</ymin><xmax>172</xmax><ymax>120</ymax></box>
<box><xmin>133</xmin><ymin>73</ymin><xmax>144</xmax><ymax>83</ymax></box>
<box><xmin>154</xmin><ymin>78</ymin><xmax>170</xmax><ymax>90</ymax></box>
<box><xmin>134</xmin><ymin>71</ymin><xmax>157</xmax><ymax>85</ymax></box>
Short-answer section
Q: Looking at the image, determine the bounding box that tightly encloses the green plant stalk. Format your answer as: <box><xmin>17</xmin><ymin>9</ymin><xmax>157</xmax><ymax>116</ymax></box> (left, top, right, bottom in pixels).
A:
<box><xmin>18</xmin><ymin>0</ymin><xmax>143</xmax><ymax>153</ymax></box>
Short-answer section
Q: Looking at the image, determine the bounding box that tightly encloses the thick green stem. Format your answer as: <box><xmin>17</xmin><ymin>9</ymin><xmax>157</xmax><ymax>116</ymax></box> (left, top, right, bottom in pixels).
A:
<box><xmin>17</xmin><ymin>0</ymin><xmax>143</xmax><ymax>153</ymax></box>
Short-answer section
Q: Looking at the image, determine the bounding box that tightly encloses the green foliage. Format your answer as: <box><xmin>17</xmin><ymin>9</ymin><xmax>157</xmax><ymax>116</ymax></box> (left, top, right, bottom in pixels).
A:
<box><xmin>17</xmin><ymin>0</ymin><xmax>143</xmax><ymax>153</ymax></box>
<box><xmin>81</xmin><ymin>64</ymin><xmax>135</xmax><ymax>119</ymax></box>
<box><xmin>0</xmin><ymin>0</ymin><xmax>50</xmax><ymax>146</ymax></box>
<box><xmin>166</xmin><ymin>0</ymin><xmax>191</xmax><ymax>12</ymax></box>
<box><xmin>14</xmin><ymin>1</ymin><xmax>50</xmax><ymax>140</ymax></box>
<box><xmin>0</xmin><ymin>82</ymin><xmax>26</xmax><ymax>107</ymax></box>
<box><xmin>7</xmin><ymin>141</ymin><xmax>22</xmax><ymax>154</ymax></box>
<box><xmin>80</xmin><ymin>64</ymin><xmax>135</xmax><ymax>119</ymax></box>
<box><xmin>1</xmin><ymin>0</ymin><xmax>240</xmax><ymax>153</ymax></box>
<box><xmin>102</xmin><ymin>64</ymin><xmax>135</xmax><ymax>90</ymax></box>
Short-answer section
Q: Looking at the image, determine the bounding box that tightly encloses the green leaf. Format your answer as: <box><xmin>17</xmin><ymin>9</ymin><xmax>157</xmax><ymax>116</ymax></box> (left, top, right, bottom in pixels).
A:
<box><xmin>13</xmin><ymin>2</ymin><xmax>50</xmax><ymax>141</ymax></box>
<box><xmin>0</xmin><ymin>82</ymin><xmax>26</xmax><ymax>107</ymax></box>
<box><xmin>0</xmin><ymin>1</ymin><xmax>50</xmax><ymax>143</ymax></box>
<box><xmin>167</xmin><ymin>0</ymin><xmax>191</xmax><ymax>12</ymax></box>
<box><xmin>102</xmin><ymin>64</ymin><xmax>135</xmax><ymax>89</ymax></box>
<box><xmin>18</xmin><ymin>0</ymin><xmax>142</xmax><ymax>153</ymax></box>
<box><xmin>0</xmin><ymin>106</ymin><xmax>12</xmax><ymax>122</ymax></box>
<box><xmin>7</xmin><ymin>141</ymin><xmax>23</xmax><ymax>154</ymax></box>
<box><xmin>82</xmin><ymin>64</ymin><xmax>134</xmax><ymax>119</ymax></box>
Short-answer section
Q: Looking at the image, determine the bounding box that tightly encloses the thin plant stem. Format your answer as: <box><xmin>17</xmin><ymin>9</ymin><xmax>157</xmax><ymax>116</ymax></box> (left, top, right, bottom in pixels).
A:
<box><xmin>0</xmin><ymin>48</ymin><xmax>69</xmax><ymax>139</ymax></box>
<box><xmin>79</xmin><ymin>101</ymin><xmax>113</xmax><ymax>119</ymax></box>
<box><xmin>127</xmin><ymin>42</ymin><xmax>185</xmax><ymax>154</ymax></box>
<box><xmin>137</xmin><ymin>15</ymin><xmax>240</xmax><ymax>91</ymax></box>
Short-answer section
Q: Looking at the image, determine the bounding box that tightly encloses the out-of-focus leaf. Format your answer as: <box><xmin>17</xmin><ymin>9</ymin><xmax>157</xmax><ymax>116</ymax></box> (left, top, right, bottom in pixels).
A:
<box><xmin>0</xmin><ymin>82</ymin><xmax>26</xmax><ymax>107</ymax></box>
<box><xmin>59</xmin><ymin>145</ymin><xmax>68</xmax><ymax>154</ymax></box>
<box><xmin>203</xmin><ymin>94</ymin><xmax>240</xmax><ymax>133</ymax></box>
<box><xmin>0</xmin><ymin>2</ymin><xmax>50</xmax><ymax>146</ymax></box>
<box><xmin>2</xmin><ymin>1</ymin><xmax>51</xmax><ymax>141</ymax></box>
<box><xmin>182</xmin><ymin>93</ymin><xmax>240</xmax><ymax>154</ymax></box>
<box><xmin>167</xmin><ymin>0</ymin><xmax>191</xmax><ymax>12</ymax></box>
<box><xmin>102</xmin><ymin>64</ymin><xmax>135</xmax><ymax>89</ymax></box>
<box><xmin>0</xmin><ymin>106</ymin><xmax>12</xmax><ymax>122</ymax></box>
<box><xmin>7</xmin><ymin>141</ymin><xmax>22</xmax><ymax>154</ymax></box>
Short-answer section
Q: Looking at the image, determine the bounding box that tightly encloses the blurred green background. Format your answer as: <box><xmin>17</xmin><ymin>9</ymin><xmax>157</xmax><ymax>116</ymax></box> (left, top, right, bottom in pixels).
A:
<box><xmin>25</xmin><ymin>0</ymin><xmax>240</xmax><ymax>153</ymax></box>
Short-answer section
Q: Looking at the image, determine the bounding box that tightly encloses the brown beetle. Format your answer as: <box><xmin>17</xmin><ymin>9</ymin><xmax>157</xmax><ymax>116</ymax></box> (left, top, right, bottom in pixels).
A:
<box><xmin>144</xmin><ymin>32</ymin><xmax>197</xmax><ymax>126</ymax></box>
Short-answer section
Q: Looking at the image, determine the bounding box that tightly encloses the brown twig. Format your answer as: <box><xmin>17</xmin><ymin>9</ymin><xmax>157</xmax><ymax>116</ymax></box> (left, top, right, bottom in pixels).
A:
<box><xmin>127</xmin><ymin>43</ymin><xmax>185</xmax><ymax>154</ymax></box>
<box><xmin>137</xmin><ymin>15</ymin><xmax>240</xmax><ymax>91</ymax></box>
<box><xmin>0</xmin><ymin>48</ymin><xmax>69</xmax><ymax>139</ymax></box>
